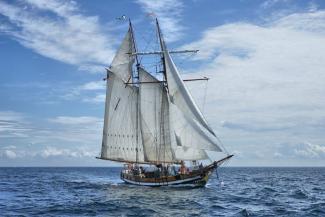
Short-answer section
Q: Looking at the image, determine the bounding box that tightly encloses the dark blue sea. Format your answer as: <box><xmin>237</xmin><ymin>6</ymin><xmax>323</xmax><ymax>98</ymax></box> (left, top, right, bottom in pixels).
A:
<box><xmin>0</xmin><ymin>167</ymin><xmax>324</xmax><ymax>216</ymax></box>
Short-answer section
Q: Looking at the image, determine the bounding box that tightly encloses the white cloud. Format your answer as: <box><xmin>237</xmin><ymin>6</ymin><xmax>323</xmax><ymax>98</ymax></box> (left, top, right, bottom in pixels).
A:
<box><xmin>61</xmin><ymin>80</ymin><xmax>106</xmax><ymax>103</ymax></box>
<box><xmin>0</xmin><ymin>0</ymin><xmax>115</xmax><ymax>70</ymax></box>
<box><xmin>136</xmin><ymin>0</ymin><xmax>184</xmax><ymax>42</ymax></box>
<box><xmin>0</xmin><ymin>145</ymin><xmax>97</xmax><ymax>160</ymax></box>
<box><xmin>4</xmin><ymin>150</ymin><xmax>17</xmax><ymax>159</ymax></box>
<box><xmin>293</xmin><ymin>143</ymin><xmax>325</xmax><ymax>158</ymax></box>
<box><xmin>80</xmin><ymin>81</ymin><xmax>105</xmax><ymax>91</ymax></box>
<box><xmin>82</xmin><ymin>94</ymin><xmax>106</xmax><ymax>103</ymax></box>
<box><xmin>0</xmin><ymin>112</ymin><xmax>103</xmax><ymax>145</ymax></box>
<box><xmin>45</xmin><ymin>116</ymin><xmax>103</xmax><ymax>143</ymax></box>
<box><xmin>273</xmin><ymin>142</ymin><xmax>325</xmax><ymax>159</ymax></box>
<box><xmin>180</xmin><ymin>10</ymin><xmax>325</xmax><ymax>158</ymax></box>
<box><xmin>49</xmin><ymin>116</ymin><xmax>102</xmax><ymax>125</ymax></box>
<box><xmin>40</xmin><ymin>146</ymin><xmax>96</xmax><ymax>158</ymax></box>
<box><xmin>78</xmin><ymin>64</ymin><xmax>106</xmax><ymax>74</ymax></box>
<box><xmin>261</xmin><ymin>0</ymin><xmax>290</xmax><ymax>9</ymax></box>
<box><xmin>0</xmin><ymin>111</ymin><xmax>30</xmax><ymax>138</ymax></box>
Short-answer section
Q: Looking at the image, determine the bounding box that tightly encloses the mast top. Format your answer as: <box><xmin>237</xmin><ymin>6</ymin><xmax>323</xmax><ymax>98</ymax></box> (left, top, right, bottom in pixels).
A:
<box><xmin>128</xmin><ymin>18</ymin><xmax>139</xmax><ymax>67</ymax></box>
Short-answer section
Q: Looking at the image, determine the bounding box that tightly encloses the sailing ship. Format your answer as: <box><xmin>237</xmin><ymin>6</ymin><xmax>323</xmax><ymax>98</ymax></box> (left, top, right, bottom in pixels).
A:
<box><xmin>97</xmin><ymin>19</ymin><xmax>233</xmax><ymax>187</ymax></box>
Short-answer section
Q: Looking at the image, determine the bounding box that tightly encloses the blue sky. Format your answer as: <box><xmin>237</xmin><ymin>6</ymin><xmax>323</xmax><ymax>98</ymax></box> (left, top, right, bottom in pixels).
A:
<box><xmin>1</xmin><ymin>0</ymin><xmax>325</xmax><ymax>166</ymax></box>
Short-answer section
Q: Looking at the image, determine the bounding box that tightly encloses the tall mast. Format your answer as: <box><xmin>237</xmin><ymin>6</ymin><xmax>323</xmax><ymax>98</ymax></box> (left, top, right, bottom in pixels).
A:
<box><xmin>155</xmin><ymin>18</ymin><xmax>168</xmax><ymax>165</ymax></box>
<box><xmin>129</xmin><ymin>19</ymin><xmax>140</xmax><ymax>164</ymax></box>
<box><xmin>129</xmin><ymin>19</ymin><xmax>140</xmax><ymax>78</ymax></box>
<box><xmin>155</xmin><ymin>18</ymin><xmax>168</xmax><ymax>82</ymax></box>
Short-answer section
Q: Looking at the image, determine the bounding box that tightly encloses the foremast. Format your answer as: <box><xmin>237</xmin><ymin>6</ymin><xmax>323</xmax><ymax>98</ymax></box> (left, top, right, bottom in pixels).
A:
<box><xmin>129</xmin><ymin>20</ymin><xmax>140</xmax><ymax>165</ymax></box>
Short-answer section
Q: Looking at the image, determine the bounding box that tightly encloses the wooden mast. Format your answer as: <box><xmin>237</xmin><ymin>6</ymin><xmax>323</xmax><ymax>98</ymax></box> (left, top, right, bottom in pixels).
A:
<box><xmin>155</xmin><ymin>18</ymin><xmax>167</xmax><ymax>82</ymax></box>
<box><xmin>155</xmin><ymin>18</ymin><xmax>168</xmax><ymax>166</ymax></box>
<box><xmin>129</xmin><ymin>19</ymin><xmax>140</xmax><ymax>165</ymax></box>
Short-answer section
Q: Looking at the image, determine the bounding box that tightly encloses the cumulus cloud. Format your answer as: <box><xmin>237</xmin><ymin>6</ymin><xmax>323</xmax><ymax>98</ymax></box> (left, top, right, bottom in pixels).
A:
<box><xmin>0</xmin><ymin>145</ymin><xmax>97</xmax><ymax>160</ymax></box>
<box><xmin>273</xmin><ymin>142</ymin><xmax>325</xmax><ymax>160</ymax></box>
<box><xmin>173</xmin><ymin>9</ymin><xmax>325</xmax><ymax>166</ymax></box>
<box><xmin>0</xmin><ymin>0</ymin><xmax>114</xmax><ymax>71</ymax></box>
<box><xmin>292</xmin><ymin>142</ymin><xmax>325</xmax><ymax>158</ymax></box>
<box><xmin>3</xmin><ymin>149</ymin><xmax>17</xmax><ymax>159</ymax></box>
<box><xmin>136</xmin><ymin>0</ymin><xmax>184</xmax><ymax>42</ymax></box>
<box><xmin>181</xmin><ymin>10</ymin><xmax>325</xmax><ymax>146</ymax></box>
<box><xmin>40</xmin><ymin>146</ymin><xmax>96</xmax><ymax>158</ymax></box>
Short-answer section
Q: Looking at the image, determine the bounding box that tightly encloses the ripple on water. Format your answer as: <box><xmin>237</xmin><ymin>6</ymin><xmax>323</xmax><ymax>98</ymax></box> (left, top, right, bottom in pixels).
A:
<box><xmin>1</xmin><ymin>167</ymin><xmax>325</xmax><ymax>216</ymax></box>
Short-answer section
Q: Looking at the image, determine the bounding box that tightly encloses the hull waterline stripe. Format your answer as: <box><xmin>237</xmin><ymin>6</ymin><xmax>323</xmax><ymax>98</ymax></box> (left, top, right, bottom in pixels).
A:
<box><xmin>121</xmin><ymin>175</ymin><xmax>203</xmax><ymax>186</ymax></box>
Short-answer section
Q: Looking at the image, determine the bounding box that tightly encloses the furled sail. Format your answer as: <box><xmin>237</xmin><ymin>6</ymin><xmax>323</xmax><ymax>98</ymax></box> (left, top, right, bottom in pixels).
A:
<box><xmin>139</xmin><ymin>68</ymin><xmax>175</xmax><ymax>163</ymax></box>
<box><xmin>101</xmin><ymin>27</ymin><xmax>145</xmax><ymax>163</ymax></box>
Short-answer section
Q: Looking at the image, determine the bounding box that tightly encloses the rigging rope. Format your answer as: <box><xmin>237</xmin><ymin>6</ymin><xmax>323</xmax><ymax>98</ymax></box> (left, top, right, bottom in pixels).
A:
<box><xmin>202</xmin><ymin>79</ymin><xmax>208</xmax><ymax>114</ymax></box>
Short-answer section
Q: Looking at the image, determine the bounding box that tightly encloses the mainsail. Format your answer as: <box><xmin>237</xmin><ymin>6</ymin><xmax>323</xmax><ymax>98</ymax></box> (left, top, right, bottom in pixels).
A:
<box><xmin>100</xmin><ymin>20</ymin><xmax>223</xmax><ymax>165</ymax></box>
<box><xmin>139</xmin><ymin>68</ymin><xmax>175</xmax><ymax>163</ymax></box>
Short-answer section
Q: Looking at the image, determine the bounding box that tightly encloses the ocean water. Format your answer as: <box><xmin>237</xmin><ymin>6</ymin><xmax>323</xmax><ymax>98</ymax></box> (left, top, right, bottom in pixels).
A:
<box><xmin>0</xmin><ymin>167</ymin><xmax>324</xmax><ymax>216</ymax></box>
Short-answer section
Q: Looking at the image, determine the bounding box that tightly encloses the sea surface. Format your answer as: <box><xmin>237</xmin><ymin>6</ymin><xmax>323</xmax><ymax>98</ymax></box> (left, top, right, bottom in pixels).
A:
<box><xmin>0</xmin><ymin>167</ymin><xmax>324</xmax><ymax>216</ymax></box>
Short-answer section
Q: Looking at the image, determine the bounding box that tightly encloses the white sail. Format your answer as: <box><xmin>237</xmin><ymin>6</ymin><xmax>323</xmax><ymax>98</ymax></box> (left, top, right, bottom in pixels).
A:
<box><xmin>100</xmin><ymin>20</ymin><xmax>225</xmax><ymax>165</ymax></box>
<box><xmin>109</xmin><ymin>28</ymin><xmax>135</xmax><ymax>82</ymax></box>
<box><xmin>163</xmin><ymin>49</ymin><xmax>223</xmax><ymax>153</ymax></box>
<box><xmin>164</xmin><ymin>50</ymin><xmax>215</xmax><ymax>135</ymax></box>
<box><xmin>174</xmin><ymin>147</ymin><xmax>208</xmax><ymax>161</ymax></box>
<box><xmin>139</xmin><ymin>68</ymin><xmax>175</xmax><ymax>163</ymax></box>
<box><xmin>101</xmin><ymin>71</ymin><xmax>144</xmax><ymax>162</ymax></box>
<box><xmin>101</xmin><ymin>27</ymin><xmax>144</xmax><ymax>163</ymax></box>
<box><xmin>169</xmin><ymin>102</ymin><xmax>222</xmax><ymax>152</ymax></box>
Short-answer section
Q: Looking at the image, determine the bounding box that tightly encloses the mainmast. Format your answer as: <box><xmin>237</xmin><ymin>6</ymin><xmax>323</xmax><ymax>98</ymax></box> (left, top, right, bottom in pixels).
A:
<box><xmin>155</xmin><ymin>18</ymin><xmax>167</xmax><ymax>82</ymax></box>
<box><xmin>129</xmin><ymin>19</ymin><xmax>140</xmax><ymax>75</ymax></box>
<box><xmin>155</xmin><ymin>18</ymin><xmax>170</xmax><ymax>165</ymax></box>
<box><xmin>129</xmin><ymin>19</ymin><xmax>140</xmax><ymax>164</ymax></box>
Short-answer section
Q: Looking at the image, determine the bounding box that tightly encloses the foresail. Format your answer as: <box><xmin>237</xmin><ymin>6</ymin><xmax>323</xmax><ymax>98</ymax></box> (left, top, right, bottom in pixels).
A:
<box><xmin>101</xmin><ymin>71</ymin><xmax>144</xmax><ymax>162</ymax></box>
<box><xmin>169</xmin><ymin>102</ymin><xmax>222</xmax><ymax>152</ymax></box>
<box><xmin>109</xmin><ymin>27</ymin><xmax>135</xmax><ymax>82</ymax></box>
<box><xmin>139</xmin><ymin>68</ymin><xmax>175</xmax><ymax>163</ymax></box>
<box><xmin>163</xmin><ymin>50</ymin><xmax>223</xmax><ymax>153</ymax></box>
<box><xmin>164</xmin><ymin>50</ymin><xmax>215</xmax><ymax>135</ymax></box>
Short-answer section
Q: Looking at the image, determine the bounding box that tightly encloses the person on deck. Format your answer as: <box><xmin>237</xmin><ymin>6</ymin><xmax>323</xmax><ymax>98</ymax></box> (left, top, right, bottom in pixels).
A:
<box><xmin>180</xmin><ymin>161</ymin><xmax>187</xmax><ymax>174</ymax></box>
